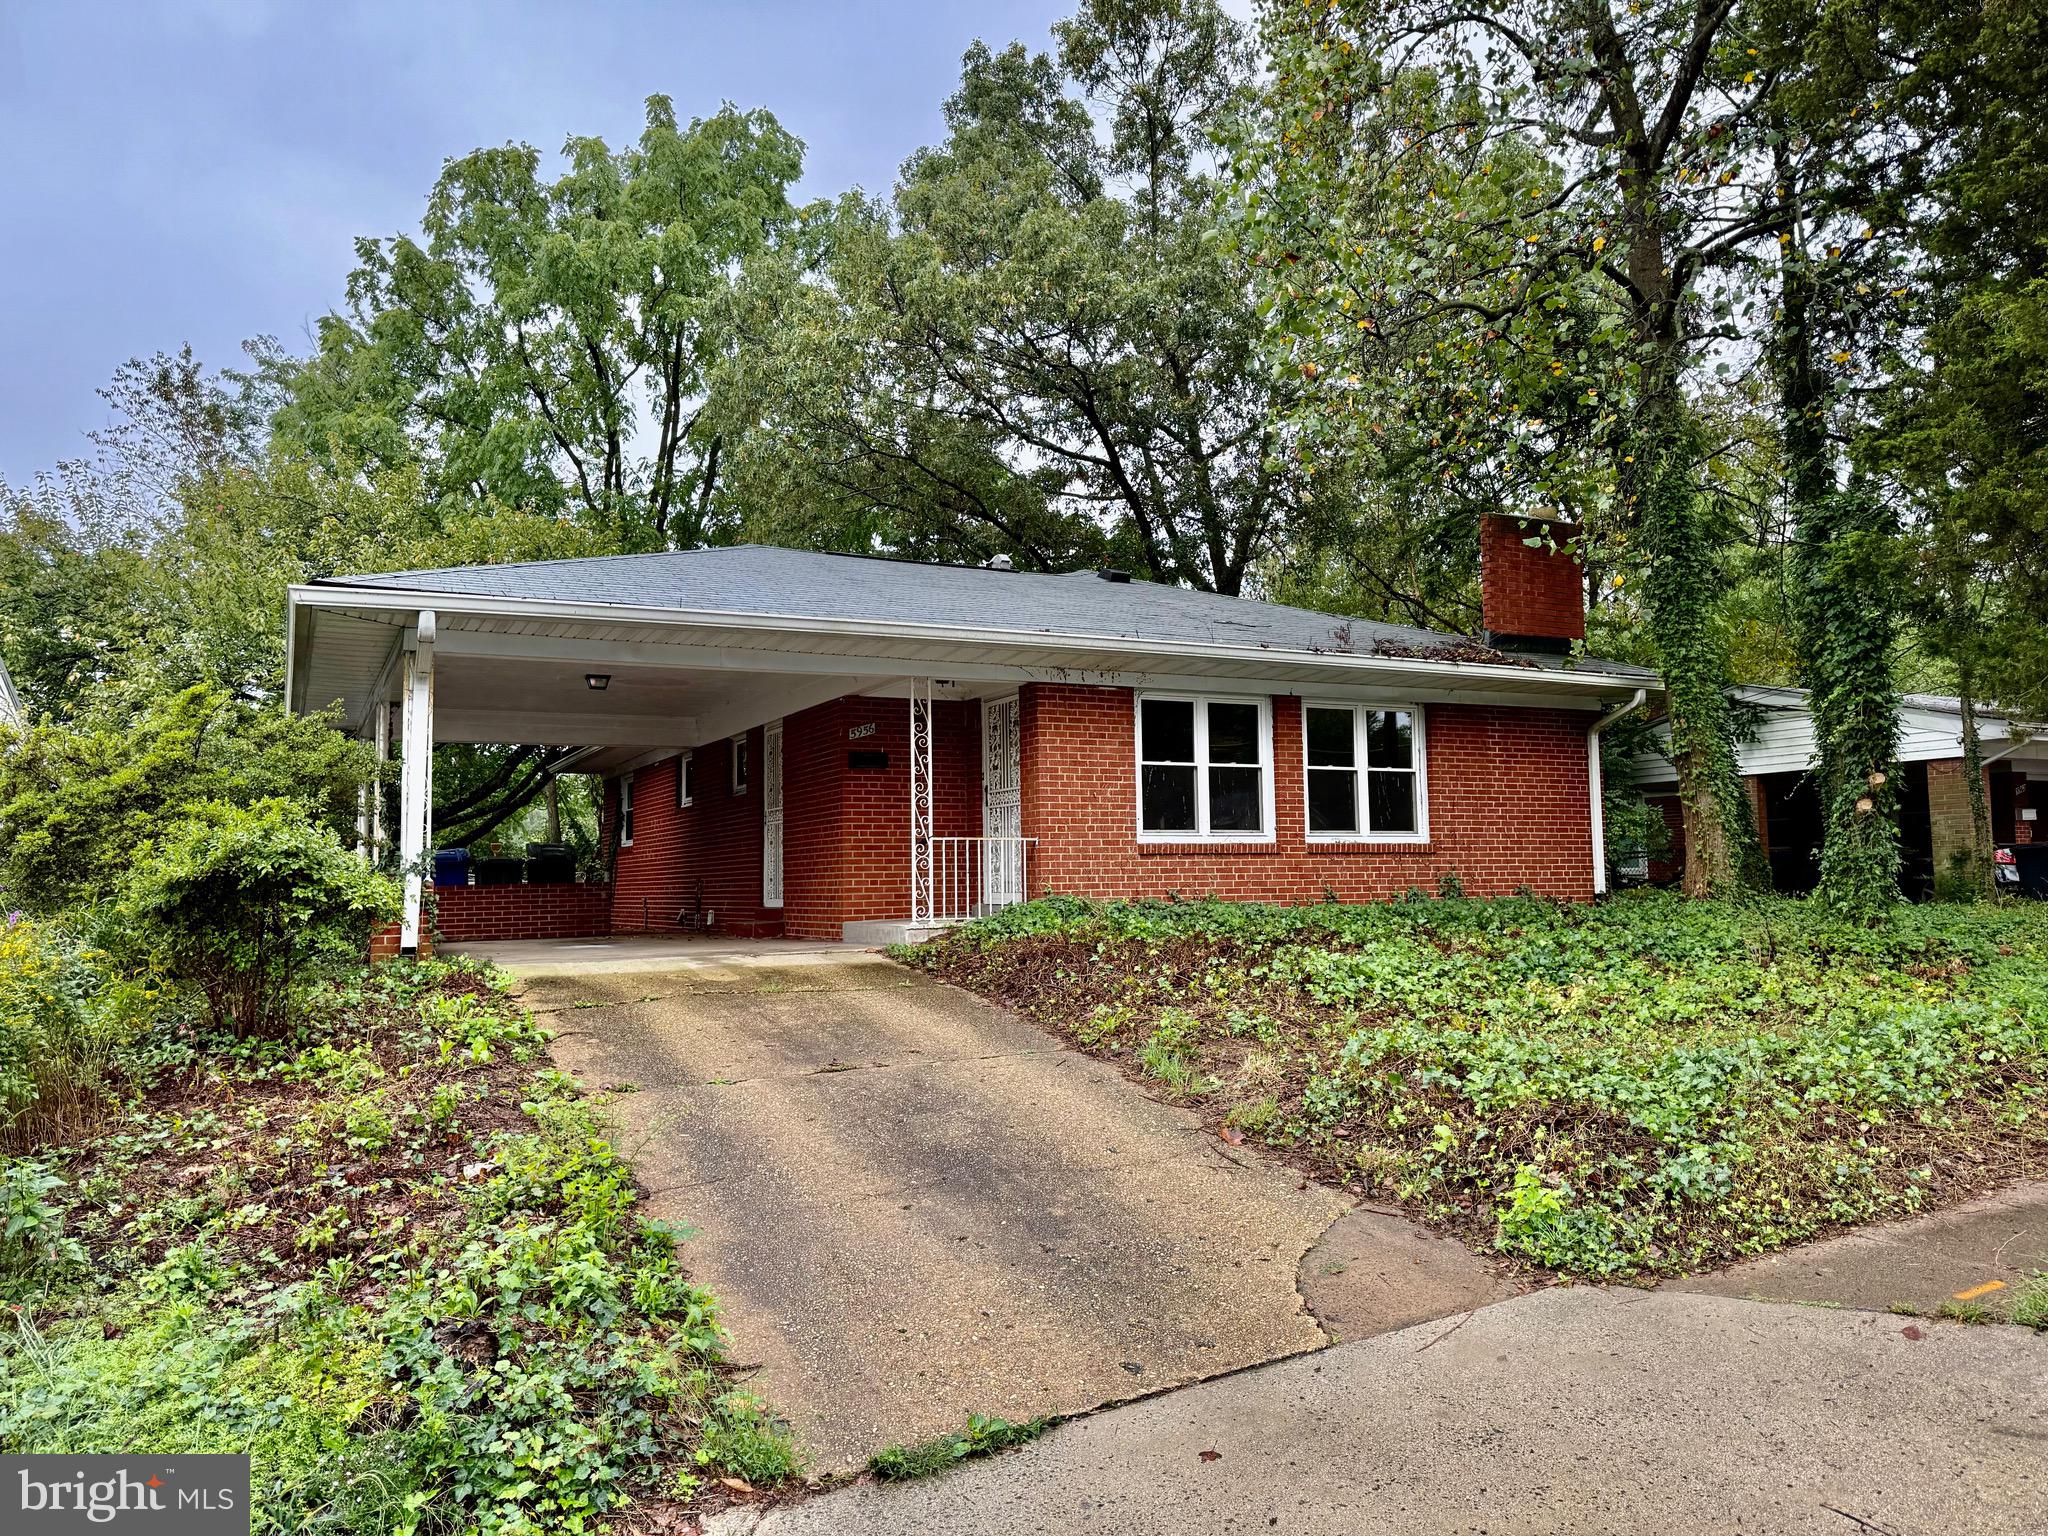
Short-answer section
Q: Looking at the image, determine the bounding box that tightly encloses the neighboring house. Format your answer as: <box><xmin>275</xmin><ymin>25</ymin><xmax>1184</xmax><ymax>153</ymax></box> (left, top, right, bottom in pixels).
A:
<box><xmin>1631</xmin><ymin>685</ymin><xmax>2045</xmax><ymax>896</ymax></box>
<box><xmin>0</xmin><ymin>651</ymin><xmax>23</xmax><ymax>730</ymax></box>
<box><xmin>284</xmin><ymin>517</ymin><xmax>1657</xmax><ymax>952</ymax></box>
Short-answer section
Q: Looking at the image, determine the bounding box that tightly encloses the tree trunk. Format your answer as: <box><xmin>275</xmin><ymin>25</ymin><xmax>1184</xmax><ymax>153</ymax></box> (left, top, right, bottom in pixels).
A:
<box><xmin>1636</xmin><ymin>432</ymin><xmax>1757</xmax><ymax>897</ymax></box>
<box><xmin>1956</xmin><ymin>654</ymin><xmax>1996</xmax><ymax>897</ymax></box>
<box><xmin>1778</xmin><ymin>192</ymin><xmax>1901</xmax><ymax>916</ymax></box>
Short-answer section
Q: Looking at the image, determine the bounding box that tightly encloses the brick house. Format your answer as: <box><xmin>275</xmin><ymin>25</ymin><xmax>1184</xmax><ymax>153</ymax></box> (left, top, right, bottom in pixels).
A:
<box><xmin>286</xmin><ymin>517</ymin><xmax>1655</xmax><ymax>950</ymax></box>
<box><xmin>1630</xmin><ymin>685</ymin><xmax>2045</xmax><ymax>896</ymax></box>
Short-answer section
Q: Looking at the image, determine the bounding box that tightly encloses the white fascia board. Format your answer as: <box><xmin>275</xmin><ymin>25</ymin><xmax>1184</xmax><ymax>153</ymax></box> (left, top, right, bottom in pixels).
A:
<box><xmin>286</xmin><ymin>584</ymin><xmax>1657</xmax><ymax>706</ymax></box>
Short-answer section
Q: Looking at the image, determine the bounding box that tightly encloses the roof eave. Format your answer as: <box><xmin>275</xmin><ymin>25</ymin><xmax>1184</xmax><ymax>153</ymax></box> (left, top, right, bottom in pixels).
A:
<box><xmin>288</xmin><ymin>582</ymin><xmax>1660</xmax><ymax>701</ymax></box>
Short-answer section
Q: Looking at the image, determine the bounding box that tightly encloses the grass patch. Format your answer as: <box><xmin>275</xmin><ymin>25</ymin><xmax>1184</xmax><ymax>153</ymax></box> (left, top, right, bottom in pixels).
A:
<box><xmin>1</xmin><ymin>960</ymin><xmax>796</xmax><ymax>1534</ymax></box>
<box><xmin>2011</xmin><ymin>1273</ymin><xmax>2048</xmax><ymax>1330</ymax></box>
<box><xmin>868</xmin><ymin>1413</ymin><xmax>1051</xmax><ymax>1481</ymax></box>
<box><xmin>911</xmin><ymin>891</ymin><xmax>2048</xmax><ymax>1280</ymax></box>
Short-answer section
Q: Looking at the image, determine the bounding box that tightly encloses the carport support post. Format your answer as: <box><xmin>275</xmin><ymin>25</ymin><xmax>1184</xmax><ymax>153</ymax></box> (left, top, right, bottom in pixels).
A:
<box><xmin>398</xmin><ymin>611</ymin><xmax>436</xmax><ymax>954</ymax></box>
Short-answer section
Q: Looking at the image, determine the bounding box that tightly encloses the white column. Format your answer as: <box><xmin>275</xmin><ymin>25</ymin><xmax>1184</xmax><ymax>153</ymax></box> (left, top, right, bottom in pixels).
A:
<box><xmin>908</xmin><ymin>678</ymin><xmax>933</xmax><ymax>924</ymax></box>
<box><xmin>398</xmin><ymin>611</ymin><xmax>436</xmax><ymax>952</ymax></box>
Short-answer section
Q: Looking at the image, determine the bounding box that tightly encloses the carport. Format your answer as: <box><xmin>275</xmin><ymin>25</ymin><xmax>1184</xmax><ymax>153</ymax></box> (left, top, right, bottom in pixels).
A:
<box><xmin>284</xmin><ymin>583</ymin><xmax>1053</xmax><ymax>952</ymax></box>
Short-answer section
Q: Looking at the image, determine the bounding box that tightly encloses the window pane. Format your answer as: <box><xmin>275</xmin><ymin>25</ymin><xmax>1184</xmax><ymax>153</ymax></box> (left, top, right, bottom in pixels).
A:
<box><xmin>1208</xmin><ymin>701</ymin><xmax>1260</xmax><ymax>764</ymax></box>
<box><xmin>1367</xmin><ymin>769</ymin><xmax>1417</xmax><ymax>833</ymax></box>
<box><xmin>1142</xmin><ymin>764</ymin><xmax>1198</xmax><ymax>831</ymax></box>
<box><xmin>1307</xmin><ymin>768</ymin><xmax>1358</xmax><ymax>833</ymax></box>
<box><xmin>1141</xmin><ymin>698</ymin><xmax>1195</xmax><ymax>763</ymax></box>
<box><xmin>1366</xmin><ymin>709</ymin><xmax>1413</xmax><ymax>769</ymax></box>
<box><xmin>1305</xmin><ymin>706</ymin><xmax>1355</xmax><ymax>767</ymax></box>
<box><xmin>1209</xmin><ymin>765</ymin><xmax>1263</xmax><ymax>832</ymax></box>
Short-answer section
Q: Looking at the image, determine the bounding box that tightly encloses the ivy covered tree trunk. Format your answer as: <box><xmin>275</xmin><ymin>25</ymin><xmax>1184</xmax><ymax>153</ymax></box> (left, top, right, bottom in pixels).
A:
<box><xmin>1779</xmin><ymin>229</ymin><xmax>1902</xmax><ymax>917</ymax></box>
<box><xmin>1792</xmin><ymin>490</ymin><xmax>1901</xmax><ymax>914</ymax></box>
<box><xmin>1639</xmin><ymin>447</ymin><xmax>1756</xmax><ymax>896</ymax></box>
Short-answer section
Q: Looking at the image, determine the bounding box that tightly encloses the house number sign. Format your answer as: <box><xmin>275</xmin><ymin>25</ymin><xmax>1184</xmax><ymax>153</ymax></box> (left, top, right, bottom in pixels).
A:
<box><xmin>848</xmin><ymin>722</ymin><xmax>877</xmax><ymax>740</ymax></box>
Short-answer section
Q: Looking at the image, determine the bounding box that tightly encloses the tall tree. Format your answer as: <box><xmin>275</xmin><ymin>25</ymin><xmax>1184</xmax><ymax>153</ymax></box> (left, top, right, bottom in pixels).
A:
<box><xmin>1241</xmin><ymin>0</ymin><xmax>1810</xmax><ymax>892</ymax></box>
<box><xmin>271</xmin><ymin>97</ymin><xmax>802</xmax><ymax>552</ymax></box>
<box><xmin>720</xmin><ymin>0</ymin><xmax>1323</xmax><ymax>594</ymax></box>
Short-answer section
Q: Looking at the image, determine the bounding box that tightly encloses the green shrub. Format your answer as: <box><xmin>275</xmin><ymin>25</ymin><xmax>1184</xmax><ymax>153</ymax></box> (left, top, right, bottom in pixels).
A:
<box><xmin>0</xmin><ymin>685</ymin><xmax>371</xmax><ymax>915</ymax></box>
<box><xmin>124</xmin><ymin>799</ymin><xmax>395</xmax><ymax>1037</ymax></box>
<box><xmin>0</xmin><ymin>916</ymin><xmax>127</xmax><ymax>1147</ymax></box>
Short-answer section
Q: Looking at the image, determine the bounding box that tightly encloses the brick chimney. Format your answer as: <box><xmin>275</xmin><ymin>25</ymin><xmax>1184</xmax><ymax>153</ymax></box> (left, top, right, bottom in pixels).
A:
<box><xmin>1480</xmin><ymin>514</ymin><xmax>1584</xmax><ymax>652</ymax></box>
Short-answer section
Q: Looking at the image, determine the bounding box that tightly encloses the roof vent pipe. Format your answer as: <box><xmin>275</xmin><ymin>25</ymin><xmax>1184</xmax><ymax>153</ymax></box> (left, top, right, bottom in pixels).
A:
<box><xmin>1096</xmin><ymin>568</ymin><xmax>1132</xmax><ymax>583</ymax></box>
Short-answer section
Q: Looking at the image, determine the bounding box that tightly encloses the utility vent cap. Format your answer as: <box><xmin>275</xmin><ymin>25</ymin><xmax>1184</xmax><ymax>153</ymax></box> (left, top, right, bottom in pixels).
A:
<box><xmin>1096</xmin><ymin>567</ymin><xmax>1132</xmax><ymax>583</ymax></box>
<box><xmin>988</xmin><ymin>553</ymin><xmax>1015</xmax><ymax>571</ymax></box>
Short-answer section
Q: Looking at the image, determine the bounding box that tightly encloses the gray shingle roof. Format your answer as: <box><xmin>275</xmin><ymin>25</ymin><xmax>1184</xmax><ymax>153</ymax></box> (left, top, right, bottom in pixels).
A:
<box><xmin>314</xmin><ymin>544</ymin><xmax>1653</xmax><ymax>677</ymax></box>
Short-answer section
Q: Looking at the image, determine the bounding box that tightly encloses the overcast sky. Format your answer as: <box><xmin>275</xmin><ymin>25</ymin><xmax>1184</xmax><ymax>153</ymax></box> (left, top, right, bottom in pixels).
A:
<box><xmin>0</xmin><ymin>0</ymin><xmax>1107</xmax><ymax>484</ymax></box>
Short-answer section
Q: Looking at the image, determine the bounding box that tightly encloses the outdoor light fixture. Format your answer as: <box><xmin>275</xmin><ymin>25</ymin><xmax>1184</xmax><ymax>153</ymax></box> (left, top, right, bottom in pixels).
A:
<box><xmin>586</xmin><ymin>673</ymin><xmax>611</xmax><ymax>691</ymax></box>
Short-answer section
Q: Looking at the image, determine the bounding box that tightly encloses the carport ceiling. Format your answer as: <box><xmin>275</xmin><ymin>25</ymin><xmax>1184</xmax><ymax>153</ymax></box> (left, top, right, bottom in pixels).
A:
<box><xmin>430</xmin><ymin>655</ymin><xmax>900</xmax><ymax>749</ymax></box>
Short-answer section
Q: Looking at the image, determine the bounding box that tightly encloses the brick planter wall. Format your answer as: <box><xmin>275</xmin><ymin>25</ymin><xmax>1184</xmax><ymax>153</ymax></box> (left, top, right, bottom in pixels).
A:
<box><xmin>1017</xmin><ymin>684</ymin><xmax>1597</xmax><ymax>903</ymax></box>
<box><xmin>431</xmin><ymin>883</ymin><xmax>613</xmax><ymax>944</ymax></box>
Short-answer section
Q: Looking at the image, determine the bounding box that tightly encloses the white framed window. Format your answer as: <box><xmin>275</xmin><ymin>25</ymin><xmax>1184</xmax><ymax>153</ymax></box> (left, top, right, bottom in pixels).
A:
<box><xmin>618</xmin><ymin>774</ymin><xmax>635</xmax><ymax>847</ymax></box>
<box><xmin>731</xmin><ymin>732</ymin><xmax>750</xmax><ymax>795</ymax></box>
<box><xmin>678</xmin><ymin>751</ymin><xmax>695</xmax><ymax>808</ymax></box>
<box><xmin>1302</xmin><ymin>703</ymin><xmax>1428</xmax><ymax>842</ymax></box>
<box><xmin>1135</xmin><ymin>693</ymin><xmax>1274</xmax><ymax>842</ymax></box>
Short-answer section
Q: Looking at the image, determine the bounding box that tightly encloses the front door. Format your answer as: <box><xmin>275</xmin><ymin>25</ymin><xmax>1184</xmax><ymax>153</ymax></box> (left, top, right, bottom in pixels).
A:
<box><xmin>762</xmin><ymin>720</ymin><xmax>784</xmax><ymax>908</ymax></box>
<box><xmin>982</xmin><ymin>695</ymin><xmax>1022</xmax><ymax>908</ymax></box>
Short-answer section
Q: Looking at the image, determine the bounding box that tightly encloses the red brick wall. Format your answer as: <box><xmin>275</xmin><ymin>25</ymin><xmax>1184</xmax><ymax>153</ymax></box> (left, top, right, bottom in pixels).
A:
<box><xmin>835</xmin><ymin>697</ymin><xmax>981</xmax><ymax>930</ymax></box>
<box><xmin>432</xmin><ymin>883</ymin><xmax>611</xmax><ymax>943</ymax></box>
<box><xmin>1017</xmin><ymin>684</ymin><xmax>1596</xmax><ymax>902</ymax></box>
<box><xmin>602</xmin><ymin>701</ymin><xmax>985</xmax><ymax>942</ymax></box>
<box><xmin>1481</xmin><ymin>515</ymin><xmax>1585</xmax><ymax>644</ymax></box>
<box><xmin>607</xmin><ymin>731</ymin><xmax>781</xmax><ymax>936</ymax></box>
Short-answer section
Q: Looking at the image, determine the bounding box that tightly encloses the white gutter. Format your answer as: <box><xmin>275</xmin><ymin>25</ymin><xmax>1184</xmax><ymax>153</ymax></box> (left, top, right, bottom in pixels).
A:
<box><xmin>287</xmin><ymin>583</ymin><xmax>1656</xmax><ymax>710</ymax></box>
<box><xmin>1586</xmin><ymin>688</ymin><xmax>1649</xmax><ymax>896</ymax></box>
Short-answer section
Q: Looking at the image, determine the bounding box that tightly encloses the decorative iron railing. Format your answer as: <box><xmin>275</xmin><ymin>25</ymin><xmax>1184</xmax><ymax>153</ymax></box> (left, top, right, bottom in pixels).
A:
<box><xmin>920</xmin><ymin>836</ymin><xmax>1036</xmax><ymax>925</ymax></box>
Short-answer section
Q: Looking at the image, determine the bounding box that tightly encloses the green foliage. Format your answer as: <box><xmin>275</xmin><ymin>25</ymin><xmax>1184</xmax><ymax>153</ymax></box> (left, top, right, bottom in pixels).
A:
<box><xmin>918</xmin><ymin>893</ymin><xmax>2048</xmax><ymax>1277</ymax></box>
<box><xmin>723</xmin><ymin>0</ymin><xmax>1307</xmax><ymax>594</ymax></box>
<box><xmin>0</xmin><ymin>684</ymin><xmax>371</xmax><ymax>914</ymax></box>
<box><xmin>0</xmin><ymin>917</ymin><xmax>131</xmax><ymax>1148</ymax></box>
<box><xmin>125</xmin><ymin>799</ymin><xmax>395</xmax><ymax>1036</ymax></box>
<box><xmin>1639</xmin><ymin>452</ymin><xmax>1761</xmax><ymax>894</ymax></box>
<box><xmin>0</xmin><ymin>963</ymin><xmax>792</xmax><ymax>1534</ymax></box>
<box><xmin>2</xmin><ymin>1159</ymin><xmax>84</xmax><ymax>1282</ymax></box>
<box><xmin>272</xmin><ymin>96</ymin><xmax>802</xmax><ymax>551</ymax></box>
<box><xmin>1791</xmin><ymin>489</ymin><xmax>1904</xmax><ymax>917</ymax></box>
<box><xmin>2</xmin><ymin>1297</ymin><xmax>419</xmax><ymax>1534</ymax></box>
<box><xmin>868</xmin><ymin>1413</ymin><xmax>1050</xmax><ymax>1481</ymax></box>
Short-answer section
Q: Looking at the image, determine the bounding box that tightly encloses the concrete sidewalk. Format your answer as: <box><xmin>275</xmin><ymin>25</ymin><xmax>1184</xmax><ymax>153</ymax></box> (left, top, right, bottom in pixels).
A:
<box><xmin>743</xmin><ymin>1287</ymin><xmax>2048</xmax><ymax>1535</ymax></box>
<box><xmin>1672</xmin><ymin>1181</ymin><xmax>2048</xmax><ymax>1321</ymax></box>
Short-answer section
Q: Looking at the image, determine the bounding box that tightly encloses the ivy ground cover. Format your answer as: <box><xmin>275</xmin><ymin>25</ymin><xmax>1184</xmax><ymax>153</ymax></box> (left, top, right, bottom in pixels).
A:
<box><xmin>0</xmin><ymin>961</ymin><xmax>797</xmax><ymax>1535</ymax></box>
<box><xmin>909</xmin><ymin>892</ymin><xmax>2048</xmax><ymax>1279</ymax></box>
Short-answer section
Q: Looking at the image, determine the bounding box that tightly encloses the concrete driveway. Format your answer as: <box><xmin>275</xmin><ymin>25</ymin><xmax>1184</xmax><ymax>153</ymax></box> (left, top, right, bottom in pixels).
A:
<box><xmin>515</xmin><ymin>947</ymin><xmax>1508</xmax><ymax>1467</ymax></box>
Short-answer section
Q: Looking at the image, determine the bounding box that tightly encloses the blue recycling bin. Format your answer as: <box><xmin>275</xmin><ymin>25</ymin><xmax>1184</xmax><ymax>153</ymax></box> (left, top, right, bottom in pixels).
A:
<box><xmin>432</xmin><ymin>848</ymin><xmax>472</xmax><ymax>888</ymax></box>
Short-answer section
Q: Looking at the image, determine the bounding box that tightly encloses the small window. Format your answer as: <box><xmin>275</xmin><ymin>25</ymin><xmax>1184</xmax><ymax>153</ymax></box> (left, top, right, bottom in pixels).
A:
<box><xmin>1303</xmin><ymin>704</ymin><xmax>1426</xmax><ymax>840</ymax></box>
<box><xmin>618</xmin><ymin>775</ymin><xmax>635</xmax><ymax>847</ymax></box>
<box><xmin>731</xmin><ymin>733</ymin><xmax>750</xmax><ymax>795</ymax></box>
<box><xmin>1136</xmin><ymin>694</ymin><xmax>1272</xmax><ymax>840</ymax></box>
<box><xmin>678</xmin><ymin>751</ymin><xmax>695</xmax><ymax>808</ymax></box>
